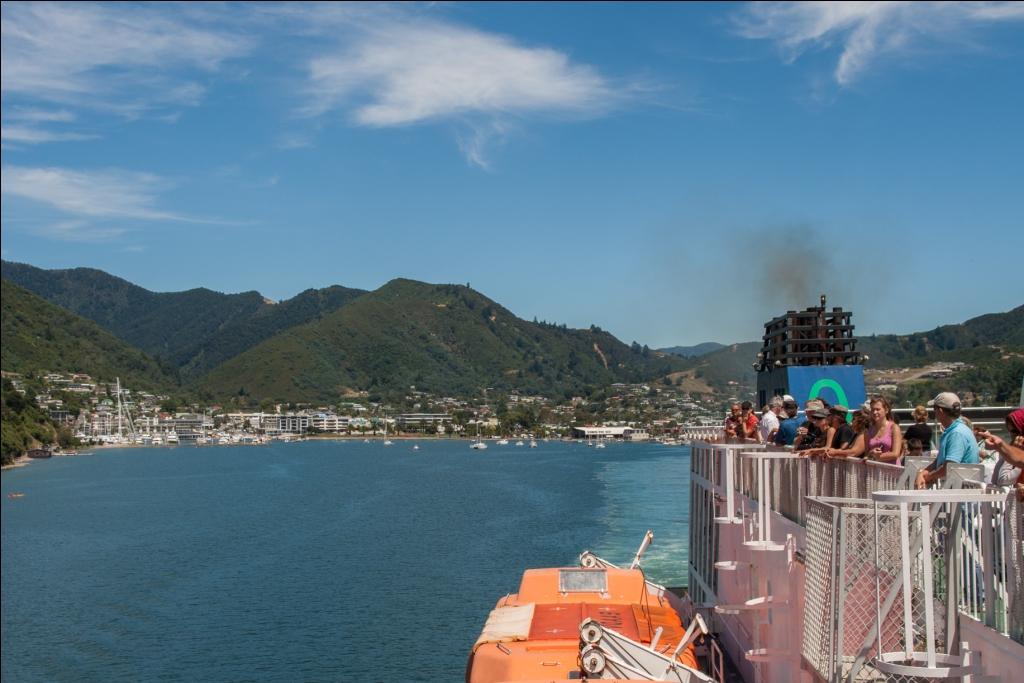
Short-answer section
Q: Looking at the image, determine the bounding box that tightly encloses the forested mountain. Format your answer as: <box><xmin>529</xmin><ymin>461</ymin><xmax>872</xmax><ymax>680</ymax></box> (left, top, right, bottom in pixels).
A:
<box><xmin>1</xmin><ymin>261</ymin><xmax>366</xmax><ymax>378</ymax></box>
<box><xmin>660</xmin><ymin>342</ymin><xmax>726</xmax><ymax>358</ymax></box>
<box><xmin>858</xmin><ymin>305</ymin><xmax>1024</xmax><ymax>368</ymax></box>
<box><xmin>4</xmin><ymin>259</ymin><xmax>1019</xmax><ymax>406</ymax></box>
<box><xmin>1</xmin><ymin>279</ymin><xmax>178</xmax><ymax>391</ymax></box>
<box><xmin>200</xmin><ymin>279</ymin><xmax>686</xmax><ymax>402</ymax></box>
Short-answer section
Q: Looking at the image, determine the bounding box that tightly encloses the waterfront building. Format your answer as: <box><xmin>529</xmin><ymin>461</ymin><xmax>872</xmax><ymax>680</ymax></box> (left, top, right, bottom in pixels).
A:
<box><xmin>394</xmin><ymin>413</ymin><xmax>452</xmax><ymax>430</ymax></box>
<box><xmin>570</xmin><ymin>425</ymin><xmax>649</xmax><ymax>441</ymax></box>
<box><xmin>310</xmin><ymin>413</ymin><xmax>349</xmax><ymax>432</ymax></box>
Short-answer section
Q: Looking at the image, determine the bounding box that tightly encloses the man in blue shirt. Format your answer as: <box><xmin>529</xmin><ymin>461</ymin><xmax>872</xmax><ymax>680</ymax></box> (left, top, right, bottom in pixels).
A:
<box><xmin>774</xmin><ymin>395</ymin><xmax>805</xmax><ymax>446</ymax></box>
<box><xmin>915</xmin><ymin>392</ymin><xmax>979</xmax><ymax>489</ymax></box>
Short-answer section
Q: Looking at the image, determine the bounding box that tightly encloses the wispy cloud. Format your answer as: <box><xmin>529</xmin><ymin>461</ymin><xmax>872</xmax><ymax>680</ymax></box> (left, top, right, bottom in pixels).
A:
<box><xmin>734</xmin><ymin>1</ymin><xmax>1024</xmax><ymax>85</ymax></box>
<box><xmin>36</xmin><ymin>219</ymin><xmax>129</xmax><ymax>243</ymax></box>
<box><xmin>1</xmin><ymin>2</ymin><xmax>250</xmax><ymax>113</ymax></box>
<box><xmin>300</xmin><ymin>16</ymin><xmax>622</xmax><ymax>167</ymax></box>
<box><xmin>1</xmin><ymin>166</ymin><xmax>185</xmax><ymax>221</ymax></box>
<box><xmin>5</xmin><ymin>107</ymin><xmax>77</xmax><ymax>123</ymax></box>
<box><xmin>1</xmin><ymin>125</ymin><xmax>97</xmax><ymax>145</ymax></box>
<box><xmin>1</xmin><ymin>165</ymin><xmax>240</xmax><ymax>241</ymax></box>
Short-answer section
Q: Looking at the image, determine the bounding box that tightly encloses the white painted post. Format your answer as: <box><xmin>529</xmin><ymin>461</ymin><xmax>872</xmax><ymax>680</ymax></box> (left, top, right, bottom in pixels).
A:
<box><xmin>899</xmin><ymin>502</ymin><xmax>914</xmax><ymax>662</ymax></box>
<box><xmin>920</xmin><ymin>504</ymin><xmax>936</xmax><ymax>669</ymax></box>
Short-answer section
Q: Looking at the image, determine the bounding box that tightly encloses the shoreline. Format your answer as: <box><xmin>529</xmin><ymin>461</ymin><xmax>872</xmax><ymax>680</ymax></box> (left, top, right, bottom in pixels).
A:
<box><xmin>1</xmin><ymin>455</ymin><xmax>34</xmax><ymax>471</ymax></box>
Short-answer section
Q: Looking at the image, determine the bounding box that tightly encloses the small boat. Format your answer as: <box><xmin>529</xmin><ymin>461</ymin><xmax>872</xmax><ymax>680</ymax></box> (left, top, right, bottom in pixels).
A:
<box><xmin>466</xmin><ymin>531</ymin><xmax>715</xmax><ymax>682</ymax></box>
<box><xmin>529</xmin><ymin>440</ymin><xmax>538</xmax><ymax>448</ymax></box>
<box><xmin>412</xmin><ymin>444</ymin><xmax>419</xmax><ymax>451</ymax></box>
<box><xmin>497</xmin><ymin>439</ymin><xmax>509</xmax><ymax>446</ymax></box>
<box><xmin>383</xmin><ymin>440</ymin><xmax>393</xmax><ymax>446</ymax></box>
<box><xmin>7</xmin><ymin>492</ymin><xmax>26</xmax><ymax>499</ymax></box>
<box><xmin>515</xmin><ymin>440</ymin><xmax>525</xmax><ymax>447</ymax></box>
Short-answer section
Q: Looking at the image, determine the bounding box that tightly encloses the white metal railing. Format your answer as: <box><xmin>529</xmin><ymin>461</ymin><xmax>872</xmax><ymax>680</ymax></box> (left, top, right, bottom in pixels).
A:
<box><xmin>957</xmin><ymin>480</ymin><xmax>1022</xmax><ymax>642</ymax></box>
<box><xmin>868</xmin><ymin>489</ymin><xmax>1011</xmax><ymax>680</ymax></box>
<box><xmin>689</xmin><ymin>440</ymin><xmax>1024</xmax><ymax>682</ymax></box>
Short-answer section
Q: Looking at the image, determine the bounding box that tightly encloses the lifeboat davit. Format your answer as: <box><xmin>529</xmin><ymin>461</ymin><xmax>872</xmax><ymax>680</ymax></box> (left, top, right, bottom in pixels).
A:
<box><xmin>466</xmin><ymin>532</ymin><xmax>717</xmax><ymax>682</ymax></box>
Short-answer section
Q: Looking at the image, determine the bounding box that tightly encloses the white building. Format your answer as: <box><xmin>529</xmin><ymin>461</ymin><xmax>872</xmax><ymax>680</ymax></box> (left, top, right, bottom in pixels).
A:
<box><xmin>571</xmin><ymin>426</ymin><xmax>649</xmax><ymax>441</ymax></box>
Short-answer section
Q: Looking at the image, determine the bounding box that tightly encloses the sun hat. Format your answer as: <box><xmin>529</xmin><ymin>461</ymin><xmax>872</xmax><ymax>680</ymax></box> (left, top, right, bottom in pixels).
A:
<box><xmin>927</xmin><ymin>392</ymin><xmax>960</xmax><ymax>410</ymax></box>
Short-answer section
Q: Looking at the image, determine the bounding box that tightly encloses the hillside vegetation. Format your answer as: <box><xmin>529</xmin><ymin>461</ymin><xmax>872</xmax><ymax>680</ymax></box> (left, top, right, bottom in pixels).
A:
<box><xmin>1</xmin><ymin>279</ymin><xmax>178</xmax><ymax>391</ymax></box>
<box><xmin>659</xmin><ymin>342</ymin><xmax>726</xmax><ymax>358</ymax></box>
<box><xmin>666</xmin><ymin>305</ymin><xmax>1023</xmax><ymax>403</ymax></box>
<box><xmin>858</xmin><ymin>305</ymin><xmax>1024</xmax><ymax>368</ymax></box>
<box><xmin>201</xmin><ymin>279</ymin><xmax>686</xmax><ymax>402</ymax></box>
<box><xmin>1</xmin><ymin>261</ymin><xmax>366</xmax><ymax>378</ymax></box>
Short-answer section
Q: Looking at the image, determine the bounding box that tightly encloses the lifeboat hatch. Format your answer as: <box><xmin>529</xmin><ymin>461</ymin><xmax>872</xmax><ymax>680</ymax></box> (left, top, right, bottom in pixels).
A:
<box><xmin>558</xmin><ymin>568</ymin><xmax>607</xmax><ymax>593</ymax></box>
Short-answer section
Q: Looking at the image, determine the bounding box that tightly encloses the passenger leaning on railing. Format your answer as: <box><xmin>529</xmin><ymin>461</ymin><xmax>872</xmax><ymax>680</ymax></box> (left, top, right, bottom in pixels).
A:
<box><xmin>815</xmin><ymin>407</ymin><xmax>868</xmax><ymax>459</ymax></box>
<box><xmin>915</xmin><ymin>392</ymin><xmax>980</xmax><ymax>489</ymax></box>
<box><xmin>974</xmin><ymin>408</ymin><xmax>1024</xmax><ymax>492</ymax></box>
<box><xmin>864</xmin><ymin>395</ymin><xmax>902</xmax><ymax>464</ymax></box>
<box><xmin>773</xmin><ymin>396</ymin><xmax>804</xmax><ymax>446</ymax></box>
<box><xmin>794</xmin><ymin>404</ymin><xmax>829</xmax><ymax>452</ymax></box>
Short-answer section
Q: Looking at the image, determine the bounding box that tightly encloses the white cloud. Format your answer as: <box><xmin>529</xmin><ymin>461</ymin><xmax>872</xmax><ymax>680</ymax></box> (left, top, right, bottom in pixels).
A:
<box><xmin>1</xmin><ymin>165</ymin><xmax>242</xmax><ymax>241</ymax></box>
<box><xmin>36</xmin><ymin>219</ymin><xmax>129</xmax><ymax>243</ymax></box>
<box><xmin>1</xmin><ymin>125</ymin><xmax>97</xmax><ymax>145</ymax></box>
<box><xmin>5</xmin><ymin>107</ymin><xmax>76</xmax><ymax>123</ymax></box>
<box><xmin>1</xmin><ymin>166</ymin><xmax>184</xmax><ymax>221</ymax></box>
<box><xmin>734</xmin><ymin>1</ymin><xmax>1024</xmax><ymax>85</ymax></box>
<box><xmin>1</xmin><ymin>2</ymin><xmax>249</xmax><ymax>111</ymax></box>
<box><xmin>301</xmin><ymin>17</ymin><xmax>619</xmax><ymax>167</ymax></box>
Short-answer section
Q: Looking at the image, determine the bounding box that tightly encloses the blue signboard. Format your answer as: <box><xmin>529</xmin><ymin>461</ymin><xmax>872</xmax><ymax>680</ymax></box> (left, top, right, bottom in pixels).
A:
<box><xmin>786</xmin><ymin>366</ymin><xmax>867</xmax><ymax>416</ymax></box>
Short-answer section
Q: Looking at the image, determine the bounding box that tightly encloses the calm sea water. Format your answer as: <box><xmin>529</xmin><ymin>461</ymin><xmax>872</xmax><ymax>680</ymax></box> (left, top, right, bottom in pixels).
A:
<box><xmin>2</xmin><ymin>440</ymin><xmax>691</xmax><ymax>682</ymax></box>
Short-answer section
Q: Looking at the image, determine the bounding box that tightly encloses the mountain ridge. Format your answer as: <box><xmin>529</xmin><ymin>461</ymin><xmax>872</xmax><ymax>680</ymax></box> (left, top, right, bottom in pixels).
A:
<box><xmin>200</xmin><ymin>278</ymin><xmax>686</xmax><ymax>402</ymax></box>
<box><xmin>1</xmin><ymin>260</ymin><xmax>367</xmax><ymax>378</ymax></box>
<box><xmin>1</xmin><ymin>279</ymin><xmax>178</xmax><ymax>391</ymax></box>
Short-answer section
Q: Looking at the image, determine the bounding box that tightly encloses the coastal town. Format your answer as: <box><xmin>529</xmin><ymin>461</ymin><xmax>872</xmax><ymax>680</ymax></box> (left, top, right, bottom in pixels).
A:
<box><xmin>2</xmin><ymin>369</ymin><xmax>734</xmax><ymax>452</ymax></box>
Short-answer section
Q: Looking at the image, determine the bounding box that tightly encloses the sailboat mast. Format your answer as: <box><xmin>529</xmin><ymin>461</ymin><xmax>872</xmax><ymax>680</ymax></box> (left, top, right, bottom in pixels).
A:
<box><xmin>116</xmin><ymin>377</ymin><xmax>123</xmax><ymax>438</ymax></box>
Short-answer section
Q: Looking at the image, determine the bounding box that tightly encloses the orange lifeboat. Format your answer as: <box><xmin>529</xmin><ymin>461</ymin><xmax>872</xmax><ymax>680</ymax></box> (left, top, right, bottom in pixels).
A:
<box><xmin>466</xmin><ymin>536</ymin><xmax>716</xmax><ymax>682</ymax></box>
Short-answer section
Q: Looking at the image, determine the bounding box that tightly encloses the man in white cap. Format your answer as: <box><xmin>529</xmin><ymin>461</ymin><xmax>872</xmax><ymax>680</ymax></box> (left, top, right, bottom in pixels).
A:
<box><xmin>915</xmin><ymin>392</ymin><xmax>979</xmax><ymax>489</ymax></box>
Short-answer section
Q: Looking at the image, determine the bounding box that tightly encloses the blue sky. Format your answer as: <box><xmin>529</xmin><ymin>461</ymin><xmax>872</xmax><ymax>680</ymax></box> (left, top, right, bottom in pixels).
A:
<box><xmin>2</xmin><ymin>2</ymin><xmax>1022</xmax><ymax>347</ymax></box>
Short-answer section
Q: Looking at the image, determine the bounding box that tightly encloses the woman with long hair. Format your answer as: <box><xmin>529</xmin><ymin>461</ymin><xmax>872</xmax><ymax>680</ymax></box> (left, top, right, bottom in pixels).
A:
<box><xmin>864</xmin><ymin>395</ymin><xmax>902</xmax><ymax>464</ymax></box>
<box><xmin>823</xmin><ymin>409</ymin><xmax>870</xmax><ymax>459</ymax></box>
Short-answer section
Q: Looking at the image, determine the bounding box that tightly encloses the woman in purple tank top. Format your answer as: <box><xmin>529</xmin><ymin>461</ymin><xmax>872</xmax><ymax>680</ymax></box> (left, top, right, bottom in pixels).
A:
<box><xmin>866</xmin><ymin>396</ymin><xmax>902</xmax><ymax>464</ymax></box>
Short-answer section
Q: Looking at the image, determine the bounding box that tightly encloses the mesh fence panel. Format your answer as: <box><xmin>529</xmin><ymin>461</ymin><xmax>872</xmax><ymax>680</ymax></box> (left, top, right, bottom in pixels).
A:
<box><xmin>1007</xmin><ymin>494</ymin><xmax>1024</xmax><ymax>643</ymax></box>
<box><xmin>802</xmin><ymin>498</ymin><xmax>838</xmax><ymax>680</ymax></box>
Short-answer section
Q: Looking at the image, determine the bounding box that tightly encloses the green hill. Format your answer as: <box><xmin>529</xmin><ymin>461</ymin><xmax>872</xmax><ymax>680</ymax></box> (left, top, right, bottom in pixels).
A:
<box><xmin>668</xmin><ymin>305</ymin><xmax>1023</xmax><ymax>403</ymax></box>
<box><xmin>858</xmin><ymin>305</ymin><xmax>1024</xmax><ymax>368</ymax></box>
<box><xmin>201</xmin><ymin>279</ymin><xmax>686</xmax><ymax>402</ymax></box>
<box><xmin>660</xmin><ymin>342</ymin><xmax>726</xmax><ymax>358</ymax></box>
<box><xmin>1</xmin><ymin>261</ymin><xmax>366</xmax><ymax>378</ymax></box>
<box><xmin>1</xmin><ymin>279</ymin><xmax>178</xmax><ymax>391</ymax></box>
<box><xmin>2</xmin><ymin>379</ymin><xmax>64</xmax><ymax>465</ymax></box>
<box><xmin>669</xmin><ymin>342</ymin><xmax>762</xmax><ymax>394</ymax></box>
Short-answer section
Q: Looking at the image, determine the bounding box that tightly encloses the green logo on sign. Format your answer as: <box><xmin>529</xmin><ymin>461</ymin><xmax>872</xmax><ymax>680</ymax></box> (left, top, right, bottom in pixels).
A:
<box><xmin>807</xmin><ymin>379</ymin><xmax>852</xmax><ymax>422</ymax></box>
